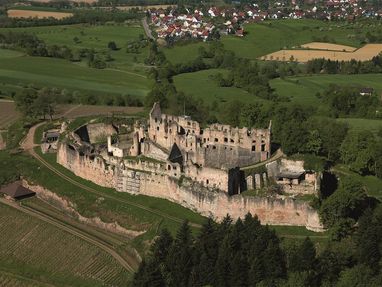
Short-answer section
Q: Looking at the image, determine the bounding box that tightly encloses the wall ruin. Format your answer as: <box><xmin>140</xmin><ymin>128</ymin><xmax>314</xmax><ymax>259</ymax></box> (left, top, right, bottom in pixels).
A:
<box><xmin>57</xmin><ymin>143</ymin><xmax>324</xmax><ymax>232</ymax></box>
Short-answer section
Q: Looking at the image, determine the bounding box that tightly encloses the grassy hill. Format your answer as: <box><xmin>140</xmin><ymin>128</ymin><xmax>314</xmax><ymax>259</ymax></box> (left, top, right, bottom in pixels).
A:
<box><xmin>0</xmin><ymin>49</ymin><xmax>150</xmax><ymax>98</ymax></box>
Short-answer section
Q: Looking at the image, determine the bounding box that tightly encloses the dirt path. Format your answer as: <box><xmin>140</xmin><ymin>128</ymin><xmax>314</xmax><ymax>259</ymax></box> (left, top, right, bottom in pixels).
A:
<box><xmin>20</xmin><ymin>121</ymin><xmax>45</xmax><ymax>150</ymax></box>
<box><xmin>142</xmin><ymin>17</ymin><xmax>155</xmax><ymax>40</ymax></box>
<box><xmin>21</xmin><ymin>123</ymin><xmax>202</xmax><ymax>229</ymax></box>
<box><xmin>0</xmin><ymin>132</ymin><xmax>5</xmax><ymax>150</ymax></box>
<box><xmin>240</xmin><ymin>149</ymin><xmax>284</xmax><ymax>170</ymax></box>
<box><xmin>106</xmin><ymin>68</ymin><xmax>147</xmax><ymax>79</ymax></box>
<box><xmin>0</xmin><ymin>198</ymin><xmax>134</xmax><ymax>272</ymax></box>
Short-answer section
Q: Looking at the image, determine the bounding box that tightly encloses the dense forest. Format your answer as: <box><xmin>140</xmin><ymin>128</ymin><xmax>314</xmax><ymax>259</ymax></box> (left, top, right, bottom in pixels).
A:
<box><xmin>133</xmin><ymin>207</ymin><xmax>382</xmax><ymax>287</ymax></box>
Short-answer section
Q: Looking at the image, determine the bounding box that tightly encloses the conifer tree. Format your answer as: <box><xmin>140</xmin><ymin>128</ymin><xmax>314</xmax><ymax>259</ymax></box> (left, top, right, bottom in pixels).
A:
<box><xmin>165</xmin><ymin>221</ymin><xmax>193</xmax><ymax>287</ymax></box>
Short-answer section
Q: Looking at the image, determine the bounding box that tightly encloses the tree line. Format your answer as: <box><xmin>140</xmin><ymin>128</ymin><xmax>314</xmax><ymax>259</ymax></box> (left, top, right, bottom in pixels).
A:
<box><xmin>0</xmin><ymin>9</ymin><xmax>143</xmax><ymax>28</ymax></box>
<box><xmin>306</xmin><ymin>56</ymin><xmax>382</xmax><ymax>74</ymax></box>
<box><xmin>11</xmin><ymin>86</ymin><xmax>143</xmax><ymax>121</ymax></box>
<box><xmin>0</xmin><ymin>31</ymin><xmax>115</xmax><ymax>69</ymax></box>
<box><xmin>133</xmin><ymin>207</ymin><xmax>382</xmax><ymax>286</ymax></box>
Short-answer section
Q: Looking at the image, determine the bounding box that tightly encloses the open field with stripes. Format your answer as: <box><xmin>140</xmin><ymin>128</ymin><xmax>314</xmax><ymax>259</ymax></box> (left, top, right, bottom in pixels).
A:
<box><xmin>0</xmin><ymin>201</ymin><xmax>131</xmax><ymax>286</ymax></box>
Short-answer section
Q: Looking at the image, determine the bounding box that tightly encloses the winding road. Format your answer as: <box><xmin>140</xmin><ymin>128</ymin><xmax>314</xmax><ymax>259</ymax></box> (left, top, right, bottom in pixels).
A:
<box><xmin>142</xmin><ymin>17</ymin><xmax>155</xmax><ymax>40</ymax></box>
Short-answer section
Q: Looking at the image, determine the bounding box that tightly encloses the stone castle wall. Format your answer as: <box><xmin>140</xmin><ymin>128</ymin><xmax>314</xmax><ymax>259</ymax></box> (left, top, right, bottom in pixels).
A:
<box><xmin>57</xmin><ymin>143</ymin><xmax>323</xmax><ymax>231</ymax></box>
<box><xmin>137</xmin><ymin>173</ymin><xmax>323</xmax><ymax>232</ymax></box>
<box><xmin>57</xmin><ymin>143</ymin><xmax>115</xmax><ymax>188</ymax></box>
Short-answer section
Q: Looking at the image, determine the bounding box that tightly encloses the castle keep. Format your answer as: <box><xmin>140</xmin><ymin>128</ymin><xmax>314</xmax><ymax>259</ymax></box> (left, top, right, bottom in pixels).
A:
<box><xmin>57</xmin><ymin>103</ymin><xmax>323</xmax><ymax>231</ymax></box>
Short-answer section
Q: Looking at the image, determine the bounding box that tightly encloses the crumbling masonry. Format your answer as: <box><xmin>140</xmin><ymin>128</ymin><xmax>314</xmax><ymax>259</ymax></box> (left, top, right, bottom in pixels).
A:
<box><xmin>57</xmin><ymin>103</ymin><xmax>323</xmax><ymax>231</ymax></box>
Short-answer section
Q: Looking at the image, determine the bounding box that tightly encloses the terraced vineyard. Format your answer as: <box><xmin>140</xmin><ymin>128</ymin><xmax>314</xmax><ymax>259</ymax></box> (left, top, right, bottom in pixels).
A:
<box><xmin>0</xmin><ymin>271</ymin><xmax>52</xmax><ymax>287</ymax></box>
<box><xmin>0</xmin><ymin>202</ymin><xmax>131</xmax><ymax>287</ymax></box>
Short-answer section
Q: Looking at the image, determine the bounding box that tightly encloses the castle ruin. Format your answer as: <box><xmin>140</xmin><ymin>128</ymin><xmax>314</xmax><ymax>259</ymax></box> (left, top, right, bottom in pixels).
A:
<box><xmin>57</xmin><ymin>103</ymin><xmax>323</xmax><ymax>231</ymax></box>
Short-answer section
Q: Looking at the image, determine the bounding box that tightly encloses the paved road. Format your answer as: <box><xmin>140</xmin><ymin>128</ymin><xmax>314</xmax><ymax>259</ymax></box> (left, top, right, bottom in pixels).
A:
<box><xmin>0</xmin><ymin>198</ymin><xmax>135</xmax><ymax>272</ymax></box>
<box><xmin>142</xmin><ymin>17</ymin><xmax>155</xmax><ymax>40</ymax></box>
<box><xmin>21</xmin><ymin>123</ymin><xmax>202</xmax><ymax>229</ymax></box>
<box><xmin>240</xmin><ymin>149</ymin><xmax>284</xmax><ymax>170</ymax></box>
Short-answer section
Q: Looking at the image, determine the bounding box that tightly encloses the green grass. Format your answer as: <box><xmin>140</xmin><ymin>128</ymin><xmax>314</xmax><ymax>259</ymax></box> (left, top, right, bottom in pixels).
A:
<box><xmin>163</xmin><ymin>42</ymin><xmax>206</xmax><ymax>64</ymax></box>
<box><xmin>271</xmin><ymin>73</ymin><xmax>382</xmax><ymax>108</ymax></box>
<box><xmin>0</xmin><ymin>24</ymin><xmax>152</xmax><ymax>98</ymax></box>
<box><xmin>337</xmin><ymin>118</ymin><xmax>382</xmax><ymax>135</ymax></box>
<box><xmin>0</xmin><ymin>48</ymin><xmax>25</xmax><ymax>58</ymax></box>
<box><xmin>334</xmin><ymin>164</ymin><xmax>382</xmax><ymax>200</ymax></box>
<box><xmin>173</xmin><ymin>68</ymin><xmax>266</xmax><ymax>105</ymax></box>
<box><xmin>0</xmin><ymin>201</ymin><xmax>131</xmax><ymax>287</ymax></box>
<box><xmin>0</xmin><ymin>24</ymin><xmax>149</xmax><ymax>74</ymax></box>
<box><xmin>0</xmin><ymin>55</ymin><xmax>150</xmax><ymax>98</ymax></box>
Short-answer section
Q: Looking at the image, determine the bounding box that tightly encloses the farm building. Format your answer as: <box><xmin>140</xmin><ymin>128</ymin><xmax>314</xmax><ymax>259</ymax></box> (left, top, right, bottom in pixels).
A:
<box><xmin>0</xmin><ymin>181</ymin><xmax>36</xmax><ymax>200</ymax></box>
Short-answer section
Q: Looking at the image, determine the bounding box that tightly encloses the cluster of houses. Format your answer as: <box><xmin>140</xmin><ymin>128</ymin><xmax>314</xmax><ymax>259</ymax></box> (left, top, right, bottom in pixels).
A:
<box><xmin>150</xmin><ymin>10</ymin><xmax>217</xmax><ymax>41</ymax></box>
<box><xmin>148</xmin><ymin>0</ymin><xmax>382</xmax><ymax>41</ymax></box>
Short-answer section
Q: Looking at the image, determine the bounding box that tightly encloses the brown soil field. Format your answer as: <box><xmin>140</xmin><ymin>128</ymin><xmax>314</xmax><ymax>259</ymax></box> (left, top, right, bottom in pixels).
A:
<box><xmin>56</xmin><ymin>104</ymin><xmax>144</xmax><ymax>118</ymax></box>
<box><xmin>299</xmin><ymin>42</ymin><xmax>356</xmax><ymax>52</ymax></box>
<box><xmin>261</xmin><ymin>43</ymin><xmax>382</xmax><ymax>63</ymax></box>
<box><xmin>0</xmin><ymin>100</ymin><xmax>20</xmax><ymax>130</ymax></box>
<box><xmin>7</xmin><ymin>9</ymin><xmax>73</xmax><ymax>19</ymax></box>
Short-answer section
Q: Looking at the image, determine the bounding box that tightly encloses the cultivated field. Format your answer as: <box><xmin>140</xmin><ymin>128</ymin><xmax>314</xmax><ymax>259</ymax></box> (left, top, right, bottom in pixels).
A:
<box><xmin>0</xmin><ymin>202</ymin><xmax>131</xmax><ymax>287</ymax></box>
<box><xmin>7</xmin><ymin>9</ymin><xmax>73</xmax><ymax>19</ymax></box>
<box><xmin>262</xmin><ymin>43</ymin><xmax>382</xmax><ymax>62</ymax></box>
<box><xmin>56</xmin><ymin>104</ymin><xmax>144</xmax><ymax>118</ymax></box>
<box><xmin>299</xmin><ymin>42</ymin><xmax>356</xmax><ymax>52</ymax></box>
<box><xmin>0</xmin><ymin>271</ymin><xmax>50</xmax><ymax>287</ymax></box>
<box><xmin>0</xmin><ymin>100</ymin><xmax>20</xmax><ymax>130</ymax></box>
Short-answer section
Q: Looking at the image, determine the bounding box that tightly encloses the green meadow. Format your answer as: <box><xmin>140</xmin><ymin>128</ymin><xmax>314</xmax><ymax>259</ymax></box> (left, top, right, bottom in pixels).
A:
<box><xmin>173</xmin><ymin>68</ymin><xmax>267</xmax><ymax>105</ymax></box>
<box><xmin>270</xmin><ymin>73</ymin><xmax>382</xmax><ymax>106</ymax></box>
<box><xmin>337</xmin><ymin>118</ymin><xmax>382</xmax><ymax>135</ymax></box>
<box><xmin>0</xmin><ymin>24</ymin><xmax>149</xmax><ymax>74</ymax></box>
<box><xmin>0</xmin><ymin>48</ymin><xmax>150</xmax><ymax>98</ymax></box>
